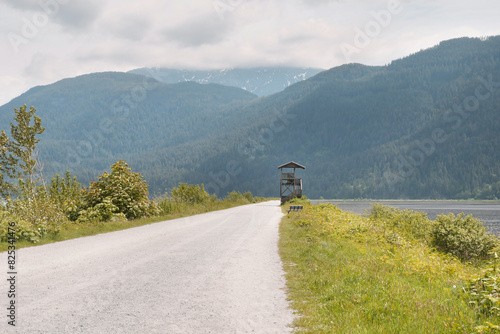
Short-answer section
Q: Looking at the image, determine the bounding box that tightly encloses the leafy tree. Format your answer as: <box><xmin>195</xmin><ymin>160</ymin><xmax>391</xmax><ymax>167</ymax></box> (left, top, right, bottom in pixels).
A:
<box><xmin>83</xmin><ymin>160</ymin><xmax>158</xmax><ymax>220</ymax></box>
<box><xmin>1</xmin><ymin>105</ymin><xmax>45</xmax><ymax>198</ymax></box>
<box><xmin>0</xmin><ymin>130</ymin><xmax>15</xmax><ymax>197</ymax></box>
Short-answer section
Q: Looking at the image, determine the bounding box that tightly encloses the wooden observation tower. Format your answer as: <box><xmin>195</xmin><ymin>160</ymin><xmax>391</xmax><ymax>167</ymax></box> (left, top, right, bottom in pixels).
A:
<box><xmin>278</xmin><ymin>161</ymin><xmax>306</xmax><ymax>205</ymax></box>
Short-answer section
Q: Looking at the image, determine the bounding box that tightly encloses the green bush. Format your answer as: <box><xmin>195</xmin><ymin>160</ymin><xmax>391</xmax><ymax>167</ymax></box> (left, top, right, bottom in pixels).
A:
<box><xmin>243</xmin><ymin>191</ymin><xmax>253</xmax><ymax>203</ymax></box>
<box><xmin>155</xmin><ymin>196</ymin><xmax>180</xmax><ymax>215</ymax></box>
<box><xmin>224</xmin><ymin>191</ymin><xmax>251</xmax><ymax>203</ymax></box>
<box><xmin>285</xmin><ymin>196</ymin><xmax>310</xmax><ymax>206</ymax></box>
<box><xmin>463</xmin><ymin>265</ymin><xmax>500</xmax><ymax>318</ymax></box>
<box><xmin>83</xmin><ymin>160</ymin><xmax>159</xmax><ymax>220</ymax></box>
<box><xmin>156</xmin><ymin>187</ymin><xmax>257</xmax><ymax>215</ymax></box>
<box><xmin>370</xmin><ymin>205</ymin><xmax>500</xmax><ymax>262</ymax></box>
<box><xmin>49</xmin><ymin>171</ymin><xmax>84</xmax><ymax>221</ymax></box>
<box><xmin>170</xmin><ymin>183</ymin><xmax>211</xmax><ymax>205</ymax></box>
<box><xmin>77</xmin><ymin>197</ymin><xmax>119</xmax><ymax>223</ymax></box>
<box><xmin>1</xmin><ymin>192</ymin><xmax>65</xmax><ymax>243</ymax></box>
<box><xmin>369</xmin><ymin>203</ymin><xmax>433</xmax><ymax>242</ymax></box>
<box><xmin>10</xmin><ymin>187</ymin><xmax>66</xmax><ymax>226</ymax></box>
<box><xmin>431</xmin><ymin>213</ymin><xmax>498</xmax><ymax>262</ymax></box>
<box><xmin>0</xmin><ymin>215</ymin><xmax>45</xmax><ymax>243</ymax></box>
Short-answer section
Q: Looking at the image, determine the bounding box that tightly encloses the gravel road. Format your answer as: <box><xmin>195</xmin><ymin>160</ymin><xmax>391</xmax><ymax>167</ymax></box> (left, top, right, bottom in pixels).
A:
<box><xmin>1</xmin><ymin>201</ymin><xmax>295</xmax><ymax>333</ymax></box>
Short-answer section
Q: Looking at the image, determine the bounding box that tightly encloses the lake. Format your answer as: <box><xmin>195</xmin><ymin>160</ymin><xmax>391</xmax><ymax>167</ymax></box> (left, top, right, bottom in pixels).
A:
<box><xmin>310</xmin><ymin>200</ymin><xmax>500</xmax><ymax>235</ymax></box>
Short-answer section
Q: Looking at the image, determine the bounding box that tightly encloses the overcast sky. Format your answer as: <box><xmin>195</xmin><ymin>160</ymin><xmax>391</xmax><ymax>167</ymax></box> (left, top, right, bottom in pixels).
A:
<box><xmin>1</xmin><ymin>0</ymin><xmax>499</xmax><ymax>105</ymax></box>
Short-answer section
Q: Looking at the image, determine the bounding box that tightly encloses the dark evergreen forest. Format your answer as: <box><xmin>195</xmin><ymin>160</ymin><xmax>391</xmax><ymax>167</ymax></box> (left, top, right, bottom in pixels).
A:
<box><xmin>1</xmin><ymin>36</ymin><xmax>499</xmax><ymax>199</ymax></box>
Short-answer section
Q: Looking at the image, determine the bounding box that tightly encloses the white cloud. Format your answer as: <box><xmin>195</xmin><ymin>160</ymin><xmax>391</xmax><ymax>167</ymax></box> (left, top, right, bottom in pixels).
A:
<box><xmin>162</xmin><ymin>13</ymin><xmax>231</xmax><ymax>47</ymax></box>
<box><xmin>0</xmin><ymin>0</ymin><xmax>499</xmax><ymax>105</ymax></box>
<box><xmin>0</xmin><ymin>0</ymin><xmax>105</xmax><ymax>30</ymax></box>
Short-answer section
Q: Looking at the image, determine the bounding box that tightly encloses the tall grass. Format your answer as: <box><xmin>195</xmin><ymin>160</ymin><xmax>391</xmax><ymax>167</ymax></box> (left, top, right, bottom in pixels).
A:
<box><xmin>280</xmin><ymin>202</ymin><xmax>500</xmax><ymax>333</ymax></box>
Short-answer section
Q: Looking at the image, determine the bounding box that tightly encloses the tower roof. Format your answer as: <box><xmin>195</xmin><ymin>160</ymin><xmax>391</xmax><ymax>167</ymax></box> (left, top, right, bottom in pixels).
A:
<box><xmin>277</xmin><ymin>161</ymin><xmax>306</xmax><ymax>170</ymax></box>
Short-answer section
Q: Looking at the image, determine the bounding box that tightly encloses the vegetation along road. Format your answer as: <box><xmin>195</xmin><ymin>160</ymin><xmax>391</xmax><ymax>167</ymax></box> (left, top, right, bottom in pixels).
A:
<box><xmin>1</xmin><ymin>201</ymin><xmax>294</xmax><ymax>333</ymax></box>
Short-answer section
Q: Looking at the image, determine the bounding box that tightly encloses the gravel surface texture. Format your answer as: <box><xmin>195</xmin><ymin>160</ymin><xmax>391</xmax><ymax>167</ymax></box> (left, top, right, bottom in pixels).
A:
<box><xmin>1</xmin><ymin>201</ymin><xmax>294</xmax><ymax>333</ymax></box>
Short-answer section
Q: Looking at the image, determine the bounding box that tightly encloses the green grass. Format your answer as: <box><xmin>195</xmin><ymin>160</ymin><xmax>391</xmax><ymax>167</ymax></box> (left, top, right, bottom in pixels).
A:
<box><xmin>279</xmin><ymin>202</ymin><xmax>499</xmax><ymax>333</ymax></box>
<box><xmin>0</xmin><ymin>198</ymin><xmax>268</xmax><ymax>252</ymax></box>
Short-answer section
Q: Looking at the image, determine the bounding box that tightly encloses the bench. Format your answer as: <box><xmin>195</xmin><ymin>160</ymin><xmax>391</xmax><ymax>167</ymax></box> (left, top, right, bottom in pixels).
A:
<box><xmin>288</xmin><ymin>205</ymin><xmax>303</xmax><ymax>213</ymax></box>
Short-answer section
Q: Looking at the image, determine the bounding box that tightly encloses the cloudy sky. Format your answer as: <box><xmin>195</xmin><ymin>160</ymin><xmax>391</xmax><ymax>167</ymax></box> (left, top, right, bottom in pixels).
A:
<box><xmin>1</xmin><ymin>0</ymin><xmax>499</xmax><ymax>105</ymax></box>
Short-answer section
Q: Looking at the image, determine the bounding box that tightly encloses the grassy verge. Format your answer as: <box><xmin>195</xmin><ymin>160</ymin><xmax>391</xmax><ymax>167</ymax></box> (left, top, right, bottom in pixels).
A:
<box><xmin>0</xmin><ymin>198</ymin><xmax>269</xmax><ymax>252</ymax></box>
<box><xmin>279</xmin><ymin>201</ymin><xmax>500</xmax><ymax>333</ymax></box>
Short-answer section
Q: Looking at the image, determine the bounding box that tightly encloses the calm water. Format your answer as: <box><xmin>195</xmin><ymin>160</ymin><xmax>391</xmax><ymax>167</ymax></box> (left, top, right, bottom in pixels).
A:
<box><xmin>311</xmin><ymin>200</ymin><xmax>500</xmax><ymax>236</ymax></box>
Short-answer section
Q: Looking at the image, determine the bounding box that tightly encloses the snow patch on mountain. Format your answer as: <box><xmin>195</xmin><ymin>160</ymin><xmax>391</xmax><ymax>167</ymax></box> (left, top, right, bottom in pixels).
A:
<box><xmin>128</xmin><ymin>67</ymin><xmax>324</xmax><ymax>97</ymax></box>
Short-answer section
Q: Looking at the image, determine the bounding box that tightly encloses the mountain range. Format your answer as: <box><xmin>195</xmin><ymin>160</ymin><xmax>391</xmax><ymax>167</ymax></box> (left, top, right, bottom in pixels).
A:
<box><xmin>128</xmin><ymin>67</ymin><xmax>324</xmax><ymax>97</ymax></box>
<box><xmin>1</xmin><ymin>36</ymin><xmax>499</xmax><ymax>199</ymax></box>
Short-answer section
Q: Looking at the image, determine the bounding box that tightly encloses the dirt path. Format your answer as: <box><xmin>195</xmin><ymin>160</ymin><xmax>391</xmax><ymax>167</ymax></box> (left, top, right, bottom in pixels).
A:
<box><xmin>1</xmin><ymin>201</ymin><xmax>294</xmax><ymax>333</ymax></box>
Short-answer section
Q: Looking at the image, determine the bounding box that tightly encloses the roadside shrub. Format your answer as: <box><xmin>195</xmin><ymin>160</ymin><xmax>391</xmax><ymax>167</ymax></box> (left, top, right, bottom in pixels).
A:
<box><xmin>77</xmin><ymin>197</ymin><xmax>119</xmax><ymax>223</ymax></box>
<box><xmin>110</xmin><ymin>212</ymin><xmax>127</xmax><ymax>222</ymax></box>
<box><xmin>156</xmin><ymin>187</ymin><xmax>258</xmax><ymax>215</ymax></box>
<box><xmin>12</xmin><ymin>188</ymin><xmax>65</xmax><ymax>225</ymax></box>
<box><xmin>431</xmin><ymin>213</ymin><xmax>499</xmax><ymax>262</ymax></box>
<box><xmin>243</xmin><ymin>191</ymin><xmax>253</xmax><ymax>203</ymax></box>
<box><xmin>285</xmin><ymin>196</ymin><xmax>310</xmax><ymax>206</ymax></box>
<box><xmin>0</xmin><ymin>214</ymin><xmax>45</xmax><ymax>243</ymax></box>
<box><xmin>369</xmin><ymin>203</ymin><xmax>433</xmax><ymax>242</ymax></box>
<box><xmin>83</xmin><ymin>160</ymin><xmax>159</xmax><ymax>220</ymax></box>
<box><xmin>1</xmin><ymin>191</ymin><xmax>66</xmax><ymax>243</ymax></box>
<box><xmin>49</xmin><ymin>171</ymin><xmax>84</xmax><ymax>221</ymax></box>
<box><xmin>170</xmin><ymin>183</ymin><xmax>211</xmax><ymax>205</ymax></box>
<box><xmin>156</xmin><ymin>196</ymin><xmax>180</xmax><ymax>215</ymax></box>
<box><xmin>225</xmin><ymin>191</ymin><xmax>248</xmax><ymax>203</ymax></box>
<box><xmin>463</xmin><ymin>264</ymin><xmax>500</xmax><ymax>318</ymax></box>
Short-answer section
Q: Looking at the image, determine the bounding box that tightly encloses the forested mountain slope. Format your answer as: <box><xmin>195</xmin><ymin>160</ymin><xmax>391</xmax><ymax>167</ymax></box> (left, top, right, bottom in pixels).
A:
<box><xmin>1</xmin><ymin>36</ymin><xmax>499</xmax><ymax>199</ymax></box>
<box><xmin>145</xmin><ymin>36</ymin><xmax>500</xmax><ymax>199</ymax></box>
<box><xmin>0</xmin><ymin>72</ymin><xmax>258</xmax><ymax>183</ymax></box>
